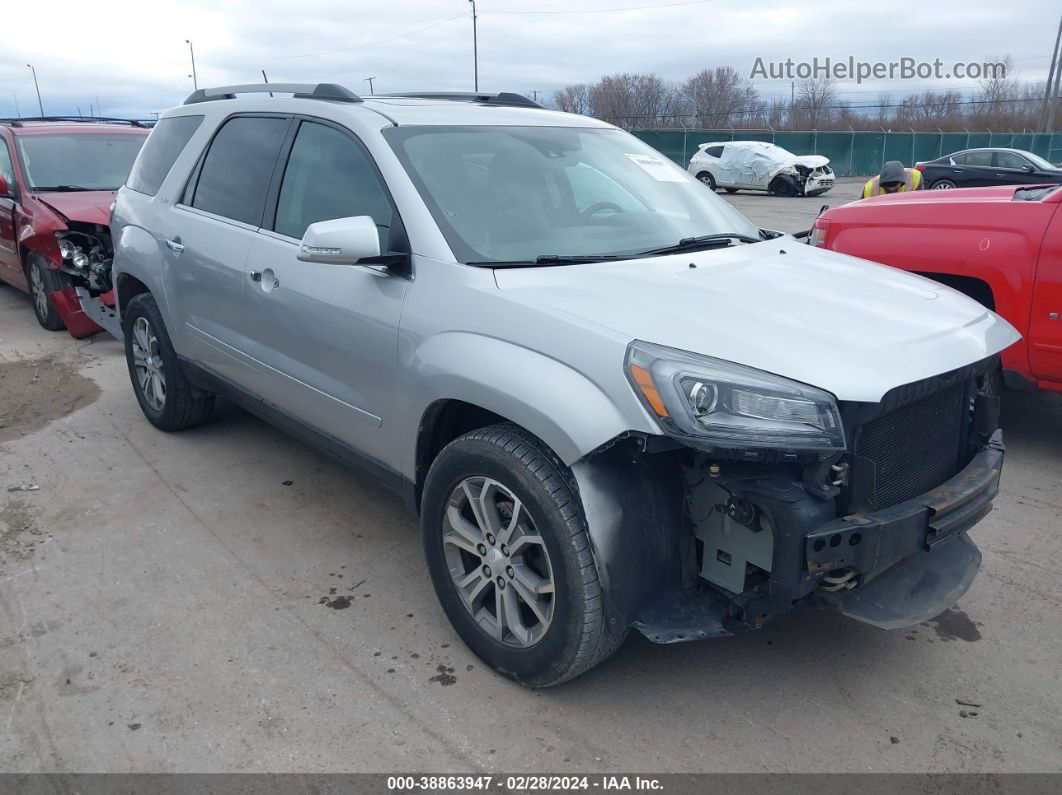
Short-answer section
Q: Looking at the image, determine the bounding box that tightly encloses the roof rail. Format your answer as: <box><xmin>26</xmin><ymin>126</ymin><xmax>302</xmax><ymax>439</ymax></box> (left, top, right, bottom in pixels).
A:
<box><xmin>0</xmin><ymin>116</ymin><xmax>148</xmax><ymax>128</ymax></box>
<box><xmin>183</xmin><ymin>83</ymin><xmax>362</xmax><ymax>105</ymax></box>
<box><xmin>381</xmin><ymin>92</ymin><xmax>545</xmax><ymax>109</ymax></box>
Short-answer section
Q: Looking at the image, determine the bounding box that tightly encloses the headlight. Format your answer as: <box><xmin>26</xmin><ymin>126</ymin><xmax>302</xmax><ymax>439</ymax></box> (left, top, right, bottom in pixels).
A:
<box><xmin>625</xmin><ymin>340</ymin><xmax>845</xmax><ymax>452</ymax></box>
<box><xmin>58</xmin><ymin>238</ymin><xmax>77</xmax><ymax>259</ymax></box>
<box><xmin>71</xmin><ymin>250</ymin><xmax>90</xmax><ymax>269</ymax></box>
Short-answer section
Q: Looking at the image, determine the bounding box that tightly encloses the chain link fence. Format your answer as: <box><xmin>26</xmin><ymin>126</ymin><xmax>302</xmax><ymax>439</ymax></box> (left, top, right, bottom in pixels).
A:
<box><xmin>633</xmin><ymin>129</ymin><xmax>1062</xmax><ymax>177</ymax></box>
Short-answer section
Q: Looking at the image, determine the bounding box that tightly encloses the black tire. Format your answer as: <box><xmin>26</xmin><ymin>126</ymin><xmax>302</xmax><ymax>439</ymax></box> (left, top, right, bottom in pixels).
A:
<box><xmin>769</xmin><ymin>176</ymin><xmax>796</xmax><ymax>197</ymax></box>
<box><xmin>931</xmin><ymin>179</ymin><xmax>958</xmax><ymax>190</ymax></box>
<box><xmin>724</xmin><ymin>187</ymin><xmax>739</xmax><ymax>194</ymax></box>
<box><xmin>696</xmin><ymin>171</ymin><xmax>717</xmax><ymax>191</ymax></box>
<box><xmin>122</xmin><ymin>292</ymin><xmax>214</xmax><ymax>431</ymax></box>
<box><xmin>25</xmin><ymin>253</ymin><xmax>66</xmax><ymax>331</ymax></box>
<box><xmin>421</xmin><ymin>423</ymin><xmax>627</xmax><ymax>687</ymax></box>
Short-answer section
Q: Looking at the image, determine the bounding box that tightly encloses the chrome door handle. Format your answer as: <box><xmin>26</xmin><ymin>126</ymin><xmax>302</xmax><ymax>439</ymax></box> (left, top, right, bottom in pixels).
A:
<box><xmin>165</xmin><ymin>239</ymin><xmax>184</xmax><ymax>254</ymax></box>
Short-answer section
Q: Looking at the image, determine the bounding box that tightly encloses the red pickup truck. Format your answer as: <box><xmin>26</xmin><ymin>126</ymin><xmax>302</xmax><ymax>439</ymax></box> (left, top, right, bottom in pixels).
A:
<box><xmin>810</xmin><ymin>184</ymin><xmax>1062</xmax><ymax>392</ymax></box>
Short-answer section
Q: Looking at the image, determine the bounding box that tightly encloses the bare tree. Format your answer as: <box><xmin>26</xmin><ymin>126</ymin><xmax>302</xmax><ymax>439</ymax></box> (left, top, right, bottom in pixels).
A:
<box><xmin>553</xmin><ymin>84</ymin><xmax>592</xmax><ymax>116</ymax></box>
<box><xmin>792</xmin><ymin>78</ymin><xmax>837</xmax><ymax>129</ymax></box>
<box><xmin>590</xmin><ymin>73</ymin><xmax>682</xmax><ymax>129</ymax></box>
<box><xmin>682</xmin><ymin>67</ymin><xmax>758</xmax><ymax>128</ymax></box>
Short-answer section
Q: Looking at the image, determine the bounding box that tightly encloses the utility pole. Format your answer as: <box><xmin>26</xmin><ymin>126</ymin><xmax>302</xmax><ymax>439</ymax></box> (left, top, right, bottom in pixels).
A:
<box><xmin>364</xmin><ymin>76</ymin><xmax>376</xmax><ymax>95</ymax></box>
<box><xmin>186</xmin><ymin>39</ymin><xmax>198</xmax><ymax>90</ymax></box>
<box><xmin>469</xmin><ymin>0</ymin><xmax>478</xmax><ymax>91</ymax></box>
<box><xmin>1041</xmin><ymin>12</ymin><xmax>1062</xmax><ymax>132</ymax></box>
<box><xmin>1048</xmin><ymin>43</ymin><xmax>1062</xmax><ymax>132</ymax></box>
<box><xmin>96</xmin><ymin>95</ymin><xmax>102</xmax><ymax>115</ymax></box>
<box><xmin>26</xmin><ymin>64</ymin><xmax>43</xmax><ymax>116</ymax></box>
<box><xmin>13</xmin><ymin>93</ymin><xmax>20</xmax><ymax>119</ymax></box>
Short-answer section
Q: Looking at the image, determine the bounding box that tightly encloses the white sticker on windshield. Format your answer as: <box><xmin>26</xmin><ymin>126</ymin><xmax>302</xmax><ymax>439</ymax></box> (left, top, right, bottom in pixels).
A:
<box><xmin>624</xmin><ymin>153</ymin><xmax>687</xmax><ymax>182</ymax></box>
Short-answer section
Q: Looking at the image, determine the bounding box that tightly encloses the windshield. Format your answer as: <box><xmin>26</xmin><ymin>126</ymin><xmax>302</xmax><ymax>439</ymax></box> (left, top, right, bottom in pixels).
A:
<box><xmin>17</xmin><ymin>133</ymin><xmax>146</xmax><ymax>191</ymax></box>
<box><xmin>1020</xmin><ymin>150</ymin><xmax>1056</xmax><ymax>171</ymax></box>
<box><xmin>384</xmin><ymin>125</ymin><xmax>762</xmax><ymax>264</ymax></box>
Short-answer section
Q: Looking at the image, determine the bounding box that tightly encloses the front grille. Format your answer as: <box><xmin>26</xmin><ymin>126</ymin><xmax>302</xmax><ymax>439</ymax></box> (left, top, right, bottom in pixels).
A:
<box><xmin>852</xmin><ymin>383</ymin><xmax>966</xmax><ymax>510</ymax></box>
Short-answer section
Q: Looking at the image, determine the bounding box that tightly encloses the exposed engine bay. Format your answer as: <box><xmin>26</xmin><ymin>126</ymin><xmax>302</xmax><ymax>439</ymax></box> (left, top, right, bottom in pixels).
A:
<box><xmin>574</xmin><ymin>356</ymin><xmax>1003</xmax><ymax>644</ymax></box>
<box><xmin>54</xmin><ymin>225</ymin><xmax>123</xmax><ymax>339</ymax></box>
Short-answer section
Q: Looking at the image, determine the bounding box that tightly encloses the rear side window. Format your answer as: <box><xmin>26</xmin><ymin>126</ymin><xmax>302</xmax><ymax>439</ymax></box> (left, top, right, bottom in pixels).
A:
<box><xmin>191</xmin><ymin>116</ymin><xmax>289</xmax><ymax>226</ymax></box>
<box><xmin>273</xmin><ymin>121</ymin><xmax>392</xmax><ymax>245</ymax></box>
<box><xmin>0</xmin><ymin>140</ymin><xmax>14</xmax><ymax>189</ymax></box>
<box><xmin>955</xmin><ymin>151</ymin><xmax>992</xmax><ymax>167</ymax></box>
<box><xmin>704</xmin><ymin>145</ymin><xmax>724</xmax><ymax>158</ymax></box>
<box><xmin>127</xmin><ymin>115</ymin><xmax>203</xmax><ymax>196</ymax></box>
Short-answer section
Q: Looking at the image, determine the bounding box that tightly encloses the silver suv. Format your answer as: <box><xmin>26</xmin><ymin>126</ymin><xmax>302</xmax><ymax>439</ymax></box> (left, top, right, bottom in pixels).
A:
<box><xmin>111</xmin><ymin>84</ymin><xmax>1019</xmax><ymax>686</ymax></box>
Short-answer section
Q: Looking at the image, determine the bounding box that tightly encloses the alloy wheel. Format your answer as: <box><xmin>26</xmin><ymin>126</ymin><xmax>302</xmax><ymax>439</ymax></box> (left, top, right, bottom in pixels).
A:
<box><xmin>30</xmin><ymin>263</ymin><xmax>49</xmax><ymax>319</ymax></box>
<box><xmin>442</xmin><ymin>476</ymin><xmax>556</xmax><ymax>648</ymax></box>
<box><xmin>131</xmin><ymin>316</ymin><xmax>166</xmax><ymax>412</ymax></box>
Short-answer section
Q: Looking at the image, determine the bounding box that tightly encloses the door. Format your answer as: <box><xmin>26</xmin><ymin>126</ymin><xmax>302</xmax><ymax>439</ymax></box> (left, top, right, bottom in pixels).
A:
<box><xmin>0</xmin><ymin>137</ymin><xmax>20</xmax><ymax>286</ymax></box>
<box><xmin>993</xmin><ymin>151</ymin><xmax>1047</xmax><ymax>186</ymax></box>
<box><xmin>1028</xmin><ymin>204</ymin><xmax>1062</xmax><ymax>384</ymax></box>
<box><xmin>950</xmin><ymin>150</ymin><xmax>996</xmax><ymax>187</ymax></box>
<box><xmin>240</xmin><ymin>119</ymin><xmax>409</xmax><ymax>465</ymax></box>
<box><xmin>168</xmin><ymin>114</ymin><xmax>291</xmax><ymax>385</ymax></box>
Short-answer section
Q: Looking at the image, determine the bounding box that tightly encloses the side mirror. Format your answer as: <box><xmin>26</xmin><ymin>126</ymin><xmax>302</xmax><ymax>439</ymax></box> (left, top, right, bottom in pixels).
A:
<box><xmin>297</xmin><ymin>216</ymin><xmax>380</xmax><ymax>265</ymax></box>
<box><xmin>1021</xmin><ymin>164</ymin><xmax>1035</xmax><ymax>173</ymax></box>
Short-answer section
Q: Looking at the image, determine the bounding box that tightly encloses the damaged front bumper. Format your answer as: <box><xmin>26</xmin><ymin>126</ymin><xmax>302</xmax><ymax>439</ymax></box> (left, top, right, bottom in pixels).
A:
<box><xmin>582</xmin><ymin>429</ymin><xmax>1003</xmax><ymax>645</ymax></box>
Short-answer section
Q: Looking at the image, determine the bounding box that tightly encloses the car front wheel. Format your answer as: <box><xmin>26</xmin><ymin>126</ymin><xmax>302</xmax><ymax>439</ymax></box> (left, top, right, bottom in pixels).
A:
<box><xmin>123</xmin><ymin>292</ymin><xmax>215</xmax><ymax>431</ymax></box>
<box><xmin>421</xmin><ymin>424</ymin><xmax>626</xmax><ymax>687</ymax></box>
<box><xmin>26</xmin><ymin>254</ymin><xmax>66</xmax><ymax>331</ymax></box>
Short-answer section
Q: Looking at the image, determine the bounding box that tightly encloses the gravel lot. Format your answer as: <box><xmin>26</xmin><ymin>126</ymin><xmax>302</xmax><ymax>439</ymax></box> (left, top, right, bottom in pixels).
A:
<box><xmin>1</xmin><ymin>178</ymin><xmax>1060</xmax><ymax>773</ymax></box>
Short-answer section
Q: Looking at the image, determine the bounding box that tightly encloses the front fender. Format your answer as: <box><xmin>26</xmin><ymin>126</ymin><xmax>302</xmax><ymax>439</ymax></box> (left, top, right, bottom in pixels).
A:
<box><xmin>113</xmin><ymin>223</ymin><xmax>167</xmax><ymax>312</ymax></box>
<box><xmin>407</xmin><ymin>332</ymin><xmax>640</xmax><ymax>467</ymax></box>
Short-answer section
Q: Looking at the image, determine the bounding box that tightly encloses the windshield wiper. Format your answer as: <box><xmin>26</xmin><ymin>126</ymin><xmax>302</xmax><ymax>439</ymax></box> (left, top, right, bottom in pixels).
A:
<box><xmin>32</xmin><ymin>185</ymin><xmax>101</xmax><ymax>192</ymax></box>
<box><xmin>534</xmin><ymin>254</ymin><xmax>623</xmax><ymax>264</ymax></box>
<box><xmin>638</xmin><ymin>232</ymin><xmax>763</xmax><ymax>257</ymax></box>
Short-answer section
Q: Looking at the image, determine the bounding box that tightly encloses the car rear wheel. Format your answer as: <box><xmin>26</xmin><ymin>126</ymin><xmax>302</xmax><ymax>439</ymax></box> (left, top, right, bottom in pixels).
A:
<box><xmin>931</xmin><ymin>179</ymin><xmax>957</xmax><ymax>189</ymax></box>
<box><xmin>123</xmin><ymin>293</ymin><xmax>215</xmax><ymax>431</ymax></box>
<box><xmin>26</xmin><ymin>253</ymin><xmax>66</xmax><ymax>331</ymax></box>
<box><xmin>696</xmin><ymin>171</ymin><xmax>717</xmax><ymax>191</ymax></box>
<box><xmin>724</xmin><ymin>187</ymin><xmax>738</xmax><ymax>194</ymax></box>
<box><xmin>421</xmin><ymin>424</ymin><xmax>626</xmax><ymax>687</ymax></box>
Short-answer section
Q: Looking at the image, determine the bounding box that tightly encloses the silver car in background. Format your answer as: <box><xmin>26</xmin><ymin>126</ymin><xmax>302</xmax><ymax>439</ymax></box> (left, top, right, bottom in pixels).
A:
<box><xmin>110</xmin><ymin>84</ymin><xmax>1017</xmax><ymax>686</ymax></box>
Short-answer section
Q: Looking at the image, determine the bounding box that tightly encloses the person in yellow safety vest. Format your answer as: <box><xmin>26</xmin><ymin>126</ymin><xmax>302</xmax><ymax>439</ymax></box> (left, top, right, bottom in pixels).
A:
<box><xmin>861</xmin><ymin>160</ymin><xmax>924</xmax><ymax>198</ymax></box>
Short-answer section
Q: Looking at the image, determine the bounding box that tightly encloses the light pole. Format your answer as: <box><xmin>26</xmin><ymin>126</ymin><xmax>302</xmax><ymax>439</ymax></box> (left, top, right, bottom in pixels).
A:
<box><xmin>469</xmin><ymin>0</ymin><xmax>478</xmax><ymax>91</ymax></box>
<box><xmin>185</xmin><ymin>39</ymin><xmax>198</xmax><ymax>90</ymax></box>
<box><xmin>364</xmin><ymin>76</ymin><xmax>376</xmax><ymax>95</ymax></box>
<box><xmin>26</xmin><ymin>64</ymin><xmax>43</xmax><ymax>116</ymax></box>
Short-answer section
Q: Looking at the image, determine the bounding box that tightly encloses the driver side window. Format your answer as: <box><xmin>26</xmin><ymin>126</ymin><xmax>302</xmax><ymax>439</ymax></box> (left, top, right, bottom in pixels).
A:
<box><xmin>995</xmin><ymin>151</ymin><xmax>1028</xmax><ymax>170</ymax></box>
<box><xmin>273</xmin><ymin>121</ymin><xmax>393</xmax><ymax>250</ymax></box>
<box><xmin>0</xmin><ymin>141</ymin><xmax>14</xmax><ymax>192</ymax></box>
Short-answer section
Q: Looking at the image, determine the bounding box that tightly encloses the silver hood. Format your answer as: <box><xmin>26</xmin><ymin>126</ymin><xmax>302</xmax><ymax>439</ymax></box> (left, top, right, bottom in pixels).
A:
<box><xmin>493</xmin><ymin>240</ymin><xmax>1020</xmax><ymax>403</ymax></box>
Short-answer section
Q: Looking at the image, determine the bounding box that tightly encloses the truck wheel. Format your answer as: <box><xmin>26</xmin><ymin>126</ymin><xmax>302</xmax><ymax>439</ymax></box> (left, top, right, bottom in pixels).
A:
<box><xmin>26</xmin><ymin>254</ymin><xmax>66</xmax><ymax>331</ymax></box>
<box><xmin>122</xmin><ymin>293</ymin><xmax>214</xmax><ymax>431</ymax></box>
<box><xmin>696</xmin><ymin>171</ymin><xmax>717</xmax><ymax>191</ymax></box>
<box><xmin>421</xmin><ymin>424</ymin><xmax>626</xmax><ymax>687</ymax></box>
<box><xmin>931</xmin><ymin>179</ymin><xmax>957</xmax><ymax>190</ymax></box>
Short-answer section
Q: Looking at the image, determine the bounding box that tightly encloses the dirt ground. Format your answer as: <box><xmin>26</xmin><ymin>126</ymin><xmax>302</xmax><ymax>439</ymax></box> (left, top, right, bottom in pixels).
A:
<box><xmin>0</xmin><ymin>185</ymin><xmax>1060</xmax><ymax>773</ymax></box>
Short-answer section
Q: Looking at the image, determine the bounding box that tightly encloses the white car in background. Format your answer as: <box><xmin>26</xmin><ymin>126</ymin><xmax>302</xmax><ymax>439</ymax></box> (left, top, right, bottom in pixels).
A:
<box><xmin>688</xmin><ymin>140</ymin><xmax>834</xmax><ymax>197</ymax></box>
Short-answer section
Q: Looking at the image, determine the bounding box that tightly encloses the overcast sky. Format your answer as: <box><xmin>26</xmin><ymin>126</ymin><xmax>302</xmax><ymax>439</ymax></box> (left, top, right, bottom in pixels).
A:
<box><xmin>1</xmin><ymin>0</ymin><xmax>1059</xmax><ymax>119</ymax></box>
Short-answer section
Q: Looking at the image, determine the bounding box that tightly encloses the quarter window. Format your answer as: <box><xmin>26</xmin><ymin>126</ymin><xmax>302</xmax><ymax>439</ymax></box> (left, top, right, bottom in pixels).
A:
<box><xmin>191</xmin><ymin>116</ymin><xmax>289</xmax><ymax>226</ymax></box>
<box><xmin>274</xmin><ymin>121</ymin><xmax>392</xmax><ymax>245</ymax></box>
<box><xmin>127</xmin><ymin>115</ymin><xmax>203</xmax><ymax>196</ymax></box>
<box><xmin>704</xmin><ymin>145</ymin><xmax>724</xmax><ymax>158</ymax></box>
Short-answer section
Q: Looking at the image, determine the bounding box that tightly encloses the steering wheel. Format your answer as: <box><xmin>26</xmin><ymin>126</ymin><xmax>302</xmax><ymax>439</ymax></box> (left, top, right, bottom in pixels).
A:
<box><xmin>581</xmin><ymin>201</ymin><xmax>624</xmax><ymax>219</ymax></box>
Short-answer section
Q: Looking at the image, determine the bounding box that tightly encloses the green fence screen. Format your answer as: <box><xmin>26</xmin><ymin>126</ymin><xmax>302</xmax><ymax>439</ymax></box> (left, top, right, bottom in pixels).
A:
<box><xmin>632</xmin><ymin>129</ymin><xmax>1062</xmax><ymax>177</ymax></box>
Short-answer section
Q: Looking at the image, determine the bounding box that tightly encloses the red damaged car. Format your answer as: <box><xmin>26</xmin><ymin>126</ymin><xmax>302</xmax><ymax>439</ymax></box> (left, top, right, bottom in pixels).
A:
<box><xmin>810</xmin><ymin>183</ymin><xmax>1062</xmax><ymax>393</ymax></box>
<box><xmin>0</xmin><ymin>118</ymin><xmax>148</xmax><ymax>337</ymax></box>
